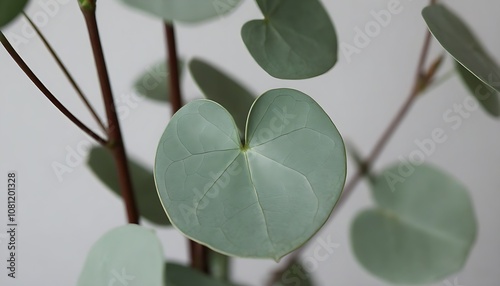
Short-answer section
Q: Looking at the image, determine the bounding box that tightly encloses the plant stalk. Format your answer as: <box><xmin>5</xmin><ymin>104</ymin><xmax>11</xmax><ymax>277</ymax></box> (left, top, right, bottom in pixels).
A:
<box><xmin>0</xmin><ymin>32</ymin><xmax>106</xmax><ymax>145</ymax></box>
<box><xmin>163</xmin><ymin>21</ymin><xmax>208</xmax><ymax>273</ymax></box>
<box><xmin>80</xmin><ymin>3</ymin><xmax>139</xmax><ymax>224</ymax></box>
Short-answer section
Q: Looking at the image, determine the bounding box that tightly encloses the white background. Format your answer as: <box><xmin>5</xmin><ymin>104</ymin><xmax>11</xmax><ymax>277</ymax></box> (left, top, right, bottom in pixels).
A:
<box><xmin>1</xmin><ymin>0</ymin><xmax>499</xmax><ymax>285</ymax></box>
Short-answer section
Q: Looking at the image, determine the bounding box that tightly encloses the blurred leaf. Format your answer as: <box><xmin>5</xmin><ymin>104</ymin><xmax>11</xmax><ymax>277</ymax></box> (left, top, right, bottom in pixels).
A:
<box><xmin>134</xmin><ymin>60</ymin><xmax>183</xmax><ymax>103</ymax></box>
<box><xmin>120</xmin><ymin>0</ymin><xmax>242</xmax><ymax>23</ymax></box>
<box><xmin>208</xmin><ymin>250</ymin><xmax>230</xmax><ymax>282</ymax></box>
<box><xmin>423</xmin><ymin>5</ymin><xmax>500</xmax><ymax>94</ymax></box>
<box><xmin>155</xmin><ymin>89</ymin><xmax>346</xmax><ymax>260</ymax></box>
<box><xmin>272</xmin><ymin>263</ymin><xmax>314</xmax><ymax>286</ymax></box>
<box><xmin>351</xmin><ymin>164</ymin><xmax>477</xmax><ymax>284</ymax></box>
<box><xmin>0</xmin><ymin>0</ymin><xmax>28</xmax><ymax>28</ymax></box>
<box><xmin>241</xmin><ymin>0</ymin><xmax>337</xmax><ymax>79</ymax></box>
<box><xmin>189</xmin><ymin>58</ymin><xmax>255</xmax><ymax>133</ymax></box>
<box><xmin>455</xmin><ymin>61</ymin><xmax>500</xmax><ymax>117</ymax></box>
<box><xmin>165</xmin><ymin>263</ymin><xmax>238</xmax><ymax>286</ymax></box>
<box><xmin>87</xmin><ymin>146</ymin><xmax>170</xmax><ymax>226</ymax></box>
<box><xmin>78</xmin><ymin>225</ymin><xmax>164</xmax><ymax>286</ymax></box>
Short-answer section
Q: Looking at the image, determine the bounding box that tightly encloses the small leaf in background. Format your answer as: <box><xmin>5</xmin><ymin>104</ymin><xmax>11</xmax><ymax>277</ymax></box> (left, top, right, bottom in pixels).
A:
<box><xmin>423</xmin><ymin>4</ymin><xmax>500</xmax><ymax>94</ymax></box>
<box><xmin>0</xmin><ymin>0</ymin><xmax>28</xmax><ymax>28</ymax></box>
<box><xmin>189</xmin><ymin>58</ymin><xmax>255</xmax><ymax>133</ymax></box>
<box><xmin>241</xmin><ymin>0</ymin><xmax>337</xmax><ymax>79</ymax></box>
<box><xmin>134</xmin><ymin>59</ymin><xmax>183</xmax><ymax>103</ymax></box>
<box><xmin>351</xmin><ymin>164</ymin><xmax>477</xmax><ymax>284</ymax></box>
<box><xmin>272</xmin><ymin>262</ymin><xmax>314</xmax><ymax>286</ymax></box>
<box><xmin>87</xmin><ymin>146</ymin><xmax>170</xmax><ymax>226</ymax></box>
<box><xmin>78</xmin><ymin>225</ymin><xmax>164</xmax><ymax>286</ymax></box>
<box><xmin>165</xmin><ymin>263</ymin><xmax>238</xmax><ymax>286</ymax></box>
<box><xmin>208</xmin><ymin>250</ymin><xmax>230</xmax><ymax>282</ymax></box>
<box><xmin>155</xmin><ymin>89</ymin><xmax>346</xmax><ymax>260</ymax></box>
<box><xmin>120</xmin><ymin>0</ymin><xmax>242</xmax><ymax>23</ymax></box>
<box><xmin>455</xmin><ymin>61</ymin><xmax>500</xmax><ymax>117</ymax></box>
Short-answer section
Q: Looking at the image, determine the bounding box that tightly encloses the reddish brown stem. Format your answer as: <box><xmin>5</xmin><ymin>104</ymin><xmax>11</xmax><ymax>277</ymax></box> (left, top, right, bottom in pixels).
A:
<box><xmin>80</xmin><ymin>4</ymin><xmax>139</xmax><ymax>224</ymax></box>
<box><xmin>0</xmin><ymin>32</ymin><xmax>106</xmax><ymax>146</ymax></box>
<box><xmin>163</xmin><ymin>21</ymin><xmax>208</xmax><ymax>273</ymax></box>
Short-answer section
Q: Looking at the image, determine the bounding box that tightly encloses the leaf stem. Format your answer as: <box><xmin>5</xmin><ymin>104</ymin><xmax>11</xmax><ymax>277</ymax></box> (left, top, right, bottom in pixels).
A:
<box><xmin>80</xmin><ymin>2</ymin><xmax>139</xmax><ymax>224</ymax></box>
<box><xmin>0</xmin><ymin>32</ymin><xmax>107</xmax><ymax>145</ymax></box>
<box><xmin>23</xmin><ymin>12</ymin><xmax>107</xmax><ymax>133</ymax></box>
<box><xmin>163</xmin><ymin>21</ymin><xmax>208</xmax><ymax>273</ymax></box>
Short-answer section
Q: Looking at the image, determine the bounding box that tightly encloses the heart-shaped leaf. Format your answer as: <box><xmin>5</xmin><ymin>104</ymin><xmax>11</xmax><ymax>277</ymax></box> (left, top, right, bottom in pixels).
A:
<box><xmin>155</xmin><ymin>88</ymin><xmax>346</xmax><ymax>260</ymax></box>
<box><xmin>423</xmin><ymin>4</ymin><xmax>500</xmax><ymax>94</ymax></box>
<box><xmin>120</xmin><ymin>0</ymin><xmax>242</xmax><ymax>23</ymax></box>
<box><xmin>165</xmin><ymin>263</ymin><xmax>238</xmax><ymax>286</ymax></box>
<box><xmin>455</xmin><ymin>61</ymin><xmax>500</xmax><ymax>117</ymax></box>
<box><xmin>351</xmin><ymin>164</ymin><xmax>477</xmax><ymax>284</ymax></box>
<box><xmin>134</xmin><ymin>60</ymin><xmax>183</xmax><ymax>103</ymax></box>
<box><xmin>78</xmin><ymin>225</ymin><xmax>165</xmax><ymax>286</ymax></box>
<box><xmin>241</xmin><ymin>0</ymin><xmax>337</xmax><ymax>79</ymax></box>
<box><xmin>189</xmin><ymin>58</ymin><xmax>255</xmax><ymax>133</ymax></box>
<box><xmin>0</xmin><ymin>0</ymin><xmax>28</xmax><ymax>28</ymax></box>
<box><xmin>87</xmin><ymin>146</ymin><xmax>170</xmax><ymax>226</ymax></box>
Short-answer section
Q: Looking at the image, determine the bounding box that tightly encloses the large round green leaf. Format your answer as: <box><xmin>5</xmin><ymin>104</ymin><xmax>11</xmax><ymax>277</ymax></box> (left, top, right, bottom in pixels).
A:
<box><xmin>87</xmin><ymin>146</ymin><xmax>170</xmax><ymax>226</ymax></box>
<box><xmin>155</xmin><ymin>88</ymin><xmax>346</xmax><ymax>260</ymax></box>
<box><xmin>351</xmin><ymin>164</ymin><xmax>477</xmax><ymax>284</ymax></box>
<box><xmin>423</xmin><ymin>4</ymin><xmax>500</xmax><ymax>94</ymax></box>
<box><xmin>0</xmin><ymin>0</ymin><xmax>28</xmax><ymax>28</ymax></box>
<box><xmin>189</xmin><ymin>58</ymin><xmax>255</xmax><ymax>133</ymax></box>
<box><xmin>120</xmin><ymin>0</ymin><xmax>242</xmax><ymax>23</ymax></box>
<box><xmin>455</xmin><ymin>61</ymin><xmax>500</xmax><ymax>117</ymax></box>
<box><xmin>165</xmin><ymin>263</ymin><xmax>238</xmax><ymax>286</ymax></box>
<box><xmin>78</xmin><ymin>225</ymin><xmax>165</xmax><ymax>286</ymax></box>
<box><xmin>241</xmin><ymin>0</ymin><xmax>337</xmax><ymax>79</ymax></box>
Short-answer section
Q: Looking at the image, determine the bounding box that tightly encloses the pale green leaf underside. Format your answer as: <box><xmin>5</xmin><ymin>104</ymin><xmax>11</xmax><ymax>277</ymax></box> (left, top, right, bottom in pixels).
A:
<box><xmin>0</xmin><ymin>0</ymin><xmax>28</xmax><ymax>28</ymax></box>
<box><xmin>423</xmin><ymin>4</ymin><xmax>500</xmax><ymax>95</ymax></box>
<box><xmin>78</xmin><ymin>225</ymin><xmax>164</xmax><ymax>286</ymax></box>
<box><xmin>241</xmin><ymin>0</ymin><xmax>337</xmax><ymax>79</ymax></box>
<box><xmin>155</xmin><ymin>88</ymin><xmax>346</xmax><ymax>260</ymax></box>
<box><xmin>351</xmin><ymin>164</ymin><xmax>477</xmax><ymax>284</ymax></box>
<box><xmin>455</xmin><ymin>61</ymin><xmax>500</xmax><ymax>117</ymax></box>
<box><xmin>189</xmin><ymin>58</ymin><xmax>255</xmax><ymax>133</ymax></box>
<box><xmin>87</xmin><ymin>147</ymin><xmax>170</xmax><ymax>226</ymax></box>
<box><xmin>165</xmin><ymin>263</ymin><xmax>238</xmax><ymax>286</ymax></box>
<box><xmin>121</xmin><ymin>0</ymin><xmax>242</xmax><ymax>23</ymax></box>
<box><xmin>134</xmin><ymin>60</ymin><xmax>183</xmax><ymax>103</ymax></box>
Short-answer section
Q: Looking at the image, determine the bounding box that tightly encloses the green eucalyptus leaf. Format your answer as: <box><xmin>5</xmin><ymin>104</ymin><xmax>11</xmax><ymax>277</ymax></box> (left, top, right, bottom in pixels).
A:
<box><xmin>241</xmin><ymin>0</ymin><xmax>337</xmax><ymax>79</ymax></box>
<box><xmin>423</xmin><ymin>4</ymin><xmax>500</xmax><ymax>94</ymax></box>
<box><xmin>351</xmin><ymin>164</ymin><xmax>477</xmax><ymax>284</ymax></box>
<box><xmin>134</xmin><ymin>60</ymin><xmax>183</xmax><ymax>103</ymax></box>
<box><xmin>88</xmin><ymin>146</ymin><xmax>170</xmax><ymax>226</ymax></box>
<box><xmin>189</xmin><ymin>58</ymin><xmax>255</xmax><ymax>133</ymax></box>
<box><xmin>165</xmin><ymin>263</ymin><xmax>237</xmax><ymax>286</ymax></box>
<box><xmin>121</xmin><ymin>0</ymin><xmax>242</xmax><ymax>23</ymax></box>
<box><xmin>155</xmin><ymin>88</ymin><xmax>346</xmax><ymax>260</ymax></box>
<box><xmin>273</xmin><ymin>262</ymin><xmax>314</xmax><ymax>286</ymax></box>
<box><xmin>78</xmin><ymin>225</ymin><xmax>164</xmax><ymax>286</ymax></box>
<box><xmin>0</xmin><ymin>0</ymin><xmax>28</xmax><ymax>28</ymax></box>
<box><xmin>455</xmin><ymin>61</ymin><xmax>500</xmax><ymax>117</ymax></box>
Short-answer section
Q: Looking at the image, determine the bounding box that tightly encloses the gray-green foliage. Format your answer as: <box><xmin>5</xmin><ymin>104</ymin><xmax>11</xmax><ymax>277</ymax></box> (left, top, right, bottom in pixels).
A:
<box><xmin>242</xmin><ymin>0</ymin><xmax>337</xmax><ymax>79</ymax></box>
<box><xmin>155</xmin><ymin>88</ymin><xmax>346</xmax><ymax>260</ymax></box>
<box><xmin>0</xmin><ymin>0</ymin><xmax>28</xmax><ymax>28</ymax></box>
<box><xmin>78</xmin><ymin>225</ymin><xmax>165</xmax><ymax>286</ymax></box>
<box><xmin>87</xmin><ymin>146</ymin><xmax>170</xmax><ymax>225</ymax></box>
<box><xmin>351</xmin><ymin>164</ymin><xmax>477</xmax><ymax>284</ymax></box>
